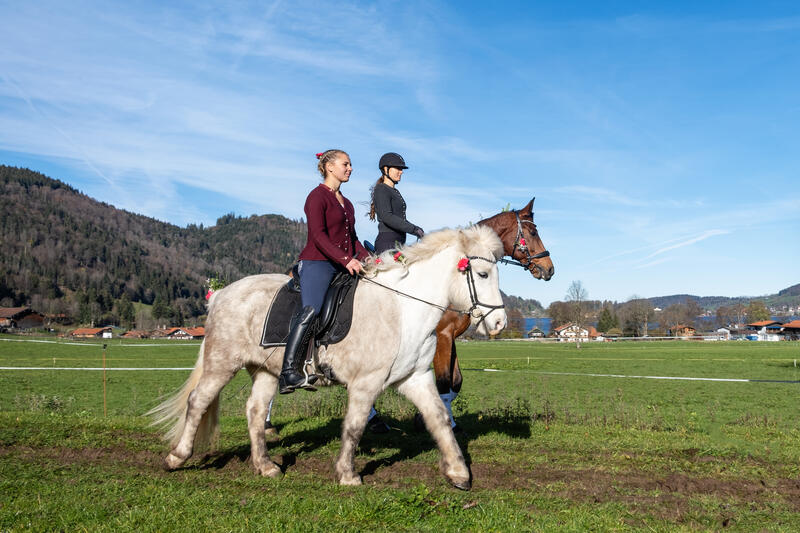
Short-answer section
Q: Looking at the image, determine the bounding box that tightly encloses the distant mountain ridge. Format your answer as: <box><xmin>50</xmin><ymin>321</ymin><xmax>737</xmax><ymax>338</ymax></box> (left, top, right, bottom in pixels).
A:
<box><xmin>647</xmin><ymin>285</ymin><xmax>800</xmax><ymax>311</ymax></box>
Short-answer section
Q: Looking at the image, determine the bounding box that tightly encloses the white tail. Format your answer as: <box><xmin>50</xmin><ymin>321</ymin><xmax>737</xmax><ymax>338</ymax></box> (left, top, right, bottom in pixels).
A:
<box><xmin>146</xmin><ymin>340</ymin><xmax>220</xmax><ymax>450</ymax></box>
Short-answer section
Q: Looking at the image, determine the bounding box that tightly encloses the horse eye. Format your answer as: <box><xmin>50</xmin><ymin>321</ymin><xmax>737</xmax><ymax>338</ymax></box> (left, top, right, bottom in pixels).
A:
<box><xmin>478</xmin><ymin>272</ymin><xmax>489</xmax><ymax>279</ymax></box>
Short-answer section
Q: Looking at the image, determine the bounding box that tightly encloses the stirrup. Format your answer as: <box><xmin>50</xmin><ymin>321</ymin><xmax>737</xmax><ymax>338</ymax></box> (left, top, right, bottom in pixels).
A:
<box><xmin>298</xmin><ymin>360</ymin><xmax>318</xmax><ymax>391</ymax></box>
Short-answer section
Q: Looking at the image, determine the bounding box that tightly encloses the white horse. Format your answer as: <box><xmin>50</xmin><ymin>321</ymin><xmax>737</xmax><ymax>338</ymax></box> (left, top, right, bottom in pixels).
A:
<box><xmin>148</xmin><ymin>225</ymin><xmax>507</xmax><ymax>489</ymax></box>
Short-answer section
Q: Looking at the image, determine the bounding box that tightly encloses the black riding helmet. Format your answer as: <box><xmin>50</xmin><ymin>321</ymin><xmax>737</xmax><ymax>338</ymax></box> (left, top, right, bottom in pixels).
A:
<box><xmin>378</xmin><ymin>152</ymin><xmax>408</xmax><ymax>171</ymax></box>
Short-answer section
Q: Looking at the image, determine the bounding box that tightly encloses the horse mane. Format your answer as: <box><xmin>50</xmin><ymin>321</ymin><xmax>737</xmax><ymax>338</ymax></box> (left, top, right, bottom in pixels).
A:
<box><xmin>363</xmin><ymin>225</ymin><xmax>503</xmax><ymax>275</ymax></box>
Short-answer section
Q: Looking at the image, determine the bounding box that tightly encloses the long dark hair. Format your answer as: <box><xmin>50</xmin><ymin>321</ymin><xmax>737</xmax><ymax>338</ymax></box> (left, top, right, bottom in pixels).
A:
<box><xmin>367</xmin><ymin>176</ymin><xmax>386</xmax><ymax>221</ymax></box>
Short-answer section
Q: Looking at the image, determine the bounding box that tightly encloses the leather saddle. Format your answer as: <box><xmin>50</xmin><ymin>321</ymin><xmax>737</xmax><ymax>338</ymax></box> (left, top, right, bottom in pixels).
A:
<box><xmin>260</xmin><ymin>265</ymin><xmax>359</xmax><ymax>348</ymax></box>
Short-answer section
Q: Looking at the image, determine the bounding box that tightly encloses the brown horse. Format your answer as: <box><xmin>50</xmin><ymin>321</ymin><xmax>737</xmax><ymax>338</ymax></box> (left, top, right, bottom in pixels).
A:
<box><xmin>430</xmin><ymin>198</ymin><xmax>553</xmax><ymax>430</ymax></box>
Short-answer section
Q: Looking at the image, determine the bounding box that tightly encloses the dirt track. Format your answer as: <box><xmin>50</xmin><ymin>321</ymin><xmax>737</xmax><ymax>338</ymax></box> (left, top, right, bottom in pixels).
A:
<box><xmin>6</xmin><ymin>442</ymin><xmax>800</xmax><ymax>524</ymax></box>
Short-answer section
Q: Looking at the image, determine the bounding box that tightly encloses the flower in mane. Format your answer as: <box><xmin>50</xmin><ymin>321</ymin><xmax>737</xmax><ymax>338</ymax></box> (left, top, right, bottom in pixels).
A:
<box><xmin>205</xmin><ymin>277</ymin><xmax>227</xmax><ymax>299</ymax></box>
<box><xmin>457</xmin><ymin>257</ymin><xmax>470</xmax><ymax>271</ymax></box>
<box><xmin>393</xmin><ymin>251</ymin><xmax>406</xmax><ymax>264</ymax></box>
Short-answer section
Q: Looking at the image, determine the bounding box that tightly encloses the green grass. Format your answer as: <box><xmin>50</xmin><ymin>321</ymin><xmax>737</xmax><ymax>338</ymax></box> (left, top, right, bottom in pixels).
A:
<box><xmin>3</xmin><ymin>334</ymin><xmax>800</xmax><ymax>531</ymax></box>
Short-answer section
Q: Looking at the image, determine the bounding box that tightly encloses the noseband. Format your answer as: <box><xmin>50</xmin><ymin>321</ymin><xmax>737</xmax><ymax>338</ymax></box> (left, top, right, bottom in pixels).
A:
<box><xmin>497</xmin><ymin>210</ymin><xmax>550</xmax><ymax>277</ymax></box>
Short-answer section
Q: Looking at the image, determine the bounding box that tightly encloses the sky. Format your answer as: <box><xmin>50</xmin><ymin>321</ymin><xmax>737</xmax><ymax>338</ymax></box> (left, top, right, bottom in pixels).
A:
<box><xmin>1</xmin><ymin>0</ymin><xmax>799</xmax><ymax>307</ymax></box>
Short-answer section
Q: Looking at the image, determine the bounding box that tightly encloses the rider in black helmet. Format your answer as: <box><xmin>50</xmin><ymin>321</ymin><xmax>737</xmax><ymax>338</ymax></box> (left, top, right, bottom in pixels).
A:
<box><xmin>368</xmin><ymin>152</ymin><xmax>425</xmax><ymax>254</ymax></box>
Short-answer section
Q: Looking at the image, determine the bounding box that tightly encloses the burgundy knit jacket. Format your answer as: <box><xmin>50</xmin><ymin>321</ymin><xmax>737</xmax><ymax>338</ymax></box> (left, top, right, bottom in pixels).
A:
<box><xmin>298</xmin><ymin>184</ymin><xmax>370</xmax><ymax>268</ymax></box>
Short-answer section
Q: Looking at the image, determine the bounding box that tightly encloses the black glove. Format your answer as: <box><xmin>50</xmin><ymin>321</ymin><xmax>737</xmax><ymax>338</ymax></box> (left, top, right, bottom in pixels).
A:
<box><xmin>413</xmin><ymin>227</ymin><xmax>425</xmax><ymax>239</ymax></box>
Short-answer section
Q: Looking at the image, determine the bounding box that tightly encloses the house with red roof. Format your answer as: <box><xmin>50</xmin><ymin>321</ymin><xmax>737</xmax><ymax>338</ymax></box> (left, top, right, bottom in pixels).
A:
<box><xmin>163</xmin><ymin>327</ymin><xmax>205</xmax><ymax>340</ymax></box>
<box><xmin>552</xmin><ymin>322</ymin><xmax>601</xmax><ymax>342</ymax></box>
<box><xmin>780</xmin><ymin>320</ymin><xmax>800</xmax><ymax>340</ymax></box>
<box><xmin>71</xmin><ymin>327</ymin><xmax>113</xmax><ymax>338</ymax></box>
<box><xmin>0</xmin><ymin>307</ymin><xmax>45</xmax><ymax>330</ymax></box>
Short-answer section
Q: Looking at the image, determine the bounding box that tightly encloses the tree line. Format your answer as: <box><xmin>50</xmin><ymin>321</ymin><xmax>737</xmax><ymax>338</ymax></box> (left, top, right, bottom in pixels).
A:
<box><xmin>547</xmin><ymin>280</ymin><xmax>774</xmax><ymax>337</ymax></box>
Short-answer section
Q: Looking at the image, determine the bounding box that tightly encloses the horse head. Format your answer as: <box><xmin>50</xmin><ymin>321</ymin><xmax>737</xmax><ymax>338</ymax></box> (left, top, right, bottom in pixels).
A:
<box><xmin>485</xmin><ymin>198</ymin><xmax>554</xmax><ymax>281</ymax></box>
<box><xmin>452</xmin><ymin>225</ymin><xmax>507</xmax><ymax>336</ymax></box>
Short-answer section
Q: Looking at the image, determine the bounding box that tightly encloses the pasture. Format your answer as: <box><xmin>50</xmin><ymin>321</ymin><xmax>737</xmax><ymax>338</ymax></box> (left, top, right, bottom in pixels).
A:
<box><xmin>3</xmin><ymin>335</ymin><xmax>800</xmax><ymax>531</ymax></box>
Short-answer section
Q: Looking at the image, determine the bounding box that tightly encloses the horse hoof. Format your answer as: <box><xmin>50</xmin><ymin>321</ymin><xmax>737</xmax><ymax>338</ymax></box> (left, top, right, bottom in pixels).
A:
<box><xmin>255</xmin><ymin>462</ymin><xmax>282</xmax><ymax>478</ymax></box>
<box><xmin>164</xmin><ymin>453</ymin><xmax>185</xmax><ymax>471</ymax></box>
<box><xmin>338</xmin><ymin>474</ymin><xmax>362</xmax><ymax>486</ymax></box>
<box><xmin>449</xmin><ymin>478</ymin><xmax>471</xmax><ymax>491</ymax></box>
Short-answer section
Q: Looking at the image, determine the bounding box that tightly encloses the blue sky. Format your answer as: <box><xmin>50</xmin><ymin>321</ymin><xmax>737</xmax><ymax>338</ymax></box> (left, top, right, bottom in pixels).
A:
<box><xmin>2</xmin><ymin>1</ymin><xmax>799</xmax><ymax>307</ymax></box>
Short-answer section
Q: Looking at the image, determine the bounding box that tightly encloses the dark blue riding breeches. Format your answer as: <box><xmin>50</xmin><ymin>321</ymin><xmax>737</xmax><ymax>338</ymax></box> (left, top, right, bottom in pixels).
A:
<box><xmin>298</xmin><ymin>260</ymin><xmax>338</xmax><ymax>316</ymax></box>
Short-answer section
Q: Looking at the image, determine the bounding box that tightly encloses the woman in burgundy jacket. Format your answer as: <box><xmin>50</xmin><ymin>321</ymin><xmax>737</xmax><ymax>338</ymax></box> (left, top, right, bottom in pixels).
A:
<box><xmin>279</xmin><ymin>149</ymin><xmax>370</xmax><ymax>394</ymax></box>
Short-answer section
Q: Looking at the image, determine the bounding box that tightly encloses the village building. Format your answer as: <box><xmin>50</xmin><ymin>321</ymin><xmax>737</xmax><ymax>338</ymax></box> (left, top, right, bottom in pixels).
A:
<box><xmin>526</xmin><ymin>327</ymin><xmax>546</xmax><ymax>338</ymax></box>
<box><xmin>746</xmin><ymin>320</ymin><xmax>783</xmax><ymax>342</ymax></box>
<box><xmin>669</xmin><ymin>324</ymin><xmax>696</xmax><ymax>337</ymax></box>
<box><xmin>551</xmin><ymin>323</ymin><xmax>601</xmax><ymax>342</ymax></box>
<box><xmin>163</xmin><ymin>327</ymin><xmax>205</xmax><ymax>340</ymax></box>
<box><xmin>0</xmin><ymin>307</ymin><xmax>45</xmax><ymax>330</ymax></box>
<box><xmin>779</xmin><ymin>320</ymin><xmax>800</xmax><ymax>341</ymax></box>
<box><xmin>121</xmin><ymin>330</ymin><xmax>151</xmax><ymax>339</ymax></box>
<box><xmin>71</xmin><ymin>327</ymin><xmax>114</xmax><ymax>338</ymax></box>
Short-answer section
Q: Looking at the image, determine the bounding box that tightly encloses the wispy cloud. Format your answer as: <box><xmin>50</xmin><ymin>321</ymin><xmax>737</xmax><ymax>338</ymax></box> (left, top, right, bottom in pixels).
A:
<box><xmin>642</xmin><ymin>229</ymin><xmax>730</xmax><ymax>260</ymax></box>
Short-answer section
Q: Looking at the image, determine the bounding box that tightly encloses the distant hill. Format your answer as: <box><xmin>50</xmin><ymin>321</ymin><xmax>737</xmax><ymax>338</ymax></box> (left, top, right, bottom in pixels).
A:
<box><xmin>501</xmin><ymin>291</ymin><xmax>544</xmax><ymax>317</ymax></box>
<box><xmin>648</xmin><ymin>286</ymin><xmax>800</xmax><ymax>312</ymax></box>
<box><xmin>1</xmin><ymin>165</ymin><xmax>306</xmax><ymax>324</ymax></box>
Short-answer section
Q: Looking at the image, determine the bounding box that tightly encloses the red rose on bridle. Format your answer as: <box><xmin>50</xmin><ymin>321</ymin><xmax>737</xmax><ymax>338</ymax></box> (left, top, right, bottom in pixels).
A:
<box><xmin>457</xmin><ymin>258</ymin><xmax>470</xmax><ymax>271</ymax></box>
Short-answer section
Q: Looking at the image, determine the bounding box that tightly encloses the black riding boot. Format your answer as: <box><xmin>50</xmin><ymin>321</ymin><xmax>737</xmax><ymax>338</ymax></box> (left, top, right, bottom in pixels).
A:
<box><xmin>279</xmin><ymin>305</ymin><xmax>318</xmax><ymax>394</ymax></box>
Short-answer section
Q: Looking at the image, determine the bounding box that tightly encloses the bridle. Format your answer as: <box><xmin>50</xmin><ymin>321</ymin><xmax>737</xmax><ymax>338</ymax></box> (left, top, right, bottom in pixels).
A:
<box><xmin>497</xmin><ymin>209</ymin><xmax>550</xmax><ymax>278</ymax></box>
<box><xmin>462</xmin><ymin>255</ymin><xmax>506</xmax><ymax>331</ymax></box>
<box><xmin>360</xmin><ymin>255</ymin><xmax>505</xmax><ymax>331</ymax></box>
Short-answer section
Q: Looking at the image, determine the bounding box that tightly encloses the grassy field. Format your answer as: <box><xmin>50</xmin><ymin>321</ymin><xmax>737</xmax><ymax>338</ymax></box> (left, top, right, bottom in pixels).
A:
<box><xmin>3</xmin><ymin>335</ymin><xmax>800</xmax><ymax>531</ymax></box>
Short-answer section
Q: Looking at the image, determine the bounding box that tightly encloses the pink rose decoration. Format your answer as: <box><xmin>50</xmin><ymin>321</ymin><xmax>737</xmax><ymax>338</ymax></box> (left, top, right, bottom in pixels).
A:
<box><xmin>375</xmin><ymin>258</ymin><xmax>382</xmax><ymax>264</ymax></box>
<box><xmin>457</xmin><ymin>258</ymin><xmax>470</xmax><ymax>271</ymax></box>
<box><xmin>519</xmin><ymin>238</ymin><xmax>527</xmax><ymax>247</ymax></box>
<box><xmin>393</xmin><ymin>251</ymin><xmax>404</xmax><ymax>262</ymax></box>
<box><xmin>315</xmin><ymin>152</ymin><xmax>324</xmax><ymax>159</ymax></box>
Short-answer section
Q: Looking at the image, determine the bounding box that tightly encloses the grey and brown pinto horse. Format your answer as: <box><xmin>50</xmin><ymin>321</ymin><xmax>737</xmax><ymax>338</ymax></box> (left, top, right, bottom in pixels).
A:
<box><xmin>149</xmin><ymin>226</ymin><xmax>507</xmax><ymax>489</ymax></box>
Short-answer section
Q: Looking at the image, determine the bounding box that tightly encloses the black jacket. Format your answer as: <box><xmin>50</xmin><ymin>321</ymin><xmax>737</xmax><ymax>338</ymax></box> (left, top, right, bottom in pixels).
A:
<box><xmin>373</xmin><ymin>182</ymin><xmax>419</xmax><ymax>236</ymax></box>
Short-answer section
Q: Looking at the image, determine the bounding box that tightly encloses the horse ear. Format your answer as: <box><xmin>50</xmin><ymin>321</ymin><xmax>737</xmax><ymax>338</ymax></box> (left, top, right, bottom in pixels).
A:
<box><xmin>521</xmin><ymin>197</ymin><xmax>535</xmax><ymax>214</ymax></box>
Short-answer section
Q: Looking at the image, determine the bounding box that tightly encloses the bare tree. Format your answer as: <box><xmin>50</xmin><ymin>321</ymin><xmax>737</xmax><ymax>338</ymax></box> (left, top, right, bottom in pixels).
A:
<box><xmin>620</xmin><ymin>295</ymin><xmax>653</xmax><ymax>337</ymax></box>
<box><xmin>566</xmin><ymin>280</ymin><xmax>588</xmax><ymax>347</ymax></box>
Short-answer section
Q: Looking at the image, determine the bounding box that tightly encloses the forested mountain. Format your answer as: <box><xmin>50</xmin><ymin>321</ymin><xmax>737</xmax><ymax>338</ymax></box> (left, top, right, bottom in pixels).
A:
<box><xmin>1</xmin><ymin>165</ymin><xmax>306</xmax><ymax>325</ymax></box>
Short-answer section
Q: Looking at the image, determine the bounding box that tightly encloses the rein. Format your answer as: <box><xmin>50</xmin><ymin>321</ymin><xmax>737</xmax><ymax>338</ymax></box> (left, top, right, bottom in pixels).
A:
<box><xmin>359</xmin><ymin>255</ymin><xmax>505</xmax><ymax>328</ymax></box>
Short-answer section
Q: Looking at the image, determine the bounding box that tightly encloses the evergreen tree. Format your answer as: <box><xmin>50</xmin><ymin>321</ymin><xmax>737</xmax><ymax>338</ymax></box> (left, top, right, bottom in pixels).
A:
<box><xmin>118</xmin><ymin>294</ymin><xmax>135</xmax><ymax>328</ymax></box>
<box><xmin>597</xmin><ymin>306</ymin><xmax>617</xmax><ymax>333</ymax></box>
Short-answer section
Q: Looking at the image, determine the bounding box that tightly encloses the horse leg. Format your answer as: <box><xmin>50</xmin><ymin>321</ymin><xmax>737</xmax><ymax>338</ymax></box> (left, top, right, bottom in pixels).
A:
<box><xmin>165</xmin><ymin>367</ymin><xmax>236</xmax><ymax>470</ymax></box>
<box><xmin>397</xmin><ymin>372</ymin><xmax>471</xmax><ymax>490</ymax></box>
<box><xmin>334</xmin><ymin>381</ymin><xmax>381</xmax><ymax>486</ymax></box>
<box><xmin>246</xmin><ymin>369</ymin><xmax>282</xmax><ymax>477</ymax></box>
<box><xmin>428</xmin><ymin>313</ymin><xmax>470</xmax><ymax>430</ymax></box>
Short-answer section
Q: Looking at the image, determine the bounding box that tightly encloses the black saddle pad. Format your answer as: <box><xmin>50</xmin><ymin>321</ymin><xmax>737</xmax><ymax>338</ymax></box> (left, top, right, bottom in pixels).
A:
<box><xmin>260</xmin><ymin>272</ymin><xmax>359</xmax><ymax>348</ymax></box>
